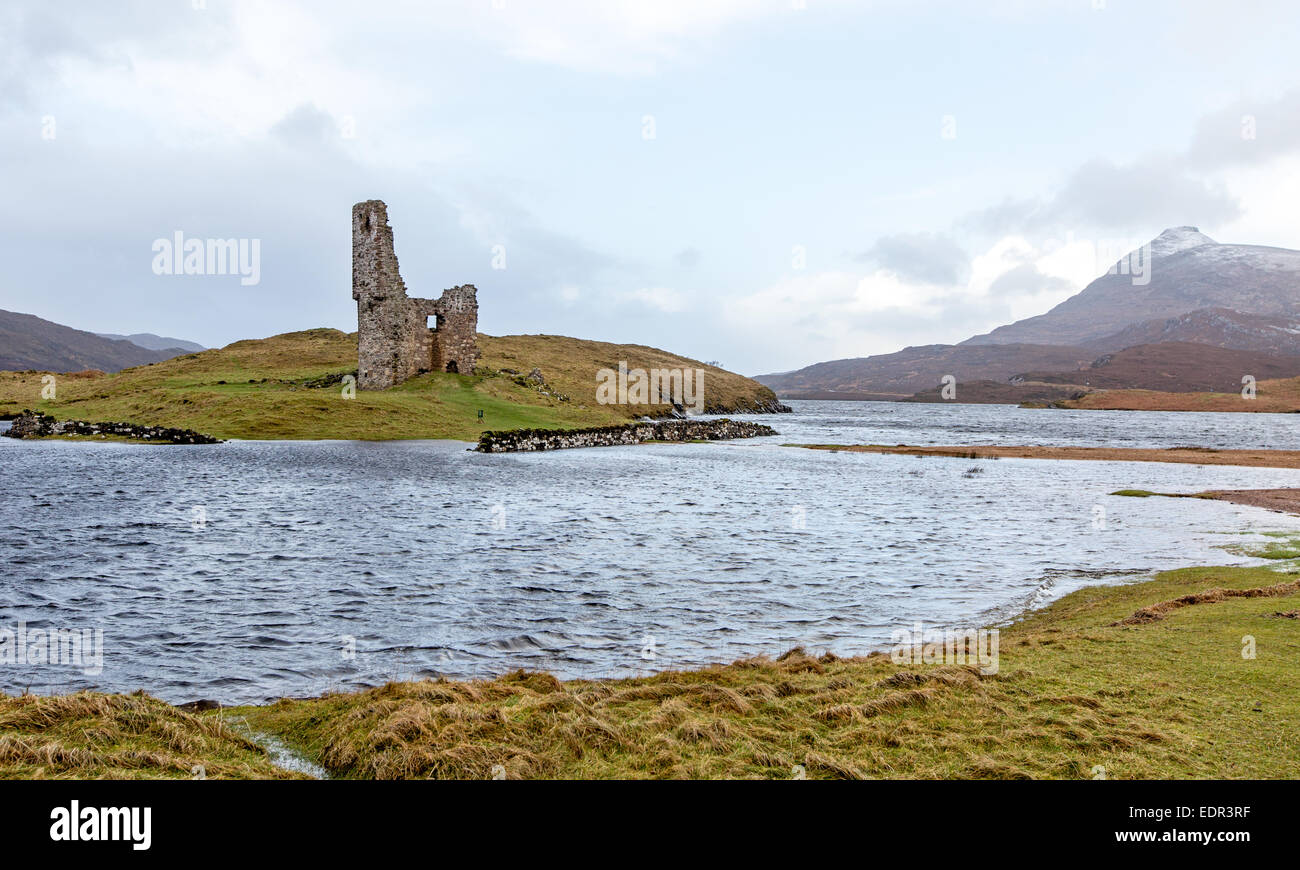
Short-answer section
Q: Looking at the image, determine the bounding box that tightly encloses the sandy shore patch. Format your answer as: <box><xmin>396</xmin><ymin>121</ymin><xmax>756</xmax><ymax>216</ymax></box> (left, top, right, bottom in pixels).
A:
<box><xmin>1195</xmin><ymin>488</ymin><xmax>1300</xmax><ymax>515</ymax></box>
<box><xmin>789</xmin><ymin>443</ymin><xmax>1300</xmax><ymax>469</ymax></box>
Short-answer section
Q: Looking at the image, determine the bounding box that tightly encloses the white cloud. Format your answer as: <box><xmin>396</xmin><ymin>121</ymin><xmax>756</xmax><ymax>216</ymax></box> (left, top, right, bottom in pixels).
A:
<box><xmin>621</xmin><ymin>287</ymin><xmax>690</xmax><ymax>313</ymax></box>
<box><xmin>724</xmin><ymin>269</ymin><xmax>959</xmax><ymax>364</ymax></box>
<box><xmin>1034</xmin><ymin>236</ymin><xmax>1101</xmax><ymax>288</ymax></box>
<box><xmin>468</xmin><ymin>0</ymin><xmax>798</xmax><ymax>75</ymax></box>
<box><xmin>1216</xmin><ymin>154</ymin><xmax>1300</xmax><ymax>250</ymax></box>
<box><xmin>725</xmin><ymin>231</ymin><xmax>1117</xmax><ymax>368</ymax></box>
<box><xmin>12</xmin><ymin>0</ymin><xmax>804</xmax><ymax>160</ymax></box>
<box><xmin>967</xmin><ymin>236</ymin><xmax>1035</xmax><ymax>296</ymax></box>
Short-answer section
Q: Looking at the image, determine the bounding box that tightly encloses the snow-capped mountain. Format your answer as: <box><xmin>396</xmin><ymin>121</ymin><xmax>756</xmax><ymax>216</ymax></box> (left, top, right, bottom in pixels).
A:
<box><xmin>963</xmin><ymin>227</ymin><xmax>1300</xmax><ymax>347</ymax></box>
<box><xmin>756</xmin><ymin>227</ymin><xmax>1300</xmax><ymax>398</ymax></box>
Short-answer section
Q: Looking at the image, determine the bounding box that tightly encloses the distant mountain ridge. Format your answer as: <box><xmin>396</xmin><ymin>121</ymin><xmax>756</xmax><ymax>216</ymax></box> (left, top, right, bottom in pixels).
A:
<box><xmin>756</xmin><ymin>342</ymin><xmax>1095</xmax><ymax>398</ymax></box>
<box><xmin>756</xmin><ymin>227</ymin><xmax>1300</xmax><ymax>400</ymax></box>
<box><xmin>96</xmin><ymin>332</ymin><xmax>205</xmax><ymax>353</ymax></box>
<box><xmin>0</xmin><ymin>309</ymin><xmax>195</xmax><ymax>373</ymax></box>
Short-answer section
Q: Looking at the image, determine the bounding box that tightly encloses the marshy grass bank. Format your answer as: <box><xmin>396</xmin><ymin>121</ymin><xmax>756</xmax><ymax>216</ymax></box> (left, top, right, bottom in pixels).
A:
<box><xmin>0</xmin><ymin>692</ymin><xmax>304</xmax><ymax>779</ymax></box>
<box><xmin>4</xmin><ymin>557</ymin><xmax>1298</xmax><ymax>779</ymax></box>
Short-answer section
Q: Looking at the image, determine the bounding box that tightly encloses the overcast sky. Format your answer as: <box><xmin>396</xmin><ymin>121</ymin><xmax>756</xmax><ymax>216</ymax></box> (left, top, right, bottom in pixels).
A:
<box><xmin>3</xmin><ymin>0</ymin><xmax>1298</xmax><ymax>374</ymax></box>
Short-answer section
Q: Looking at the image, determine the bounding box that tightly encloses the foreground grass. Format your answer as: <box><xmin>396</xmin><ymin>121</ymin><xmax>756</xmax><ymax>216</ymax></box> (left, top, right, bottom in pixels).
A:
<box><xmin>231</xmin><ymin>564</ymin><xmax>1298</xmax><ymax>779</ymax></box>
<box><xmin>0</xmin><ymin>692</ymin><xmax>302</xmax><ymax>779</ymax></box>
<box><xmin>0</xmin><ymin>329</ymin><xmax>780</xmax><ymax>441</ymax></box>
<box><xmin>6</xmin><ymin>563</ymin><xmax>1296</xmax><ymax>779</ymax></box>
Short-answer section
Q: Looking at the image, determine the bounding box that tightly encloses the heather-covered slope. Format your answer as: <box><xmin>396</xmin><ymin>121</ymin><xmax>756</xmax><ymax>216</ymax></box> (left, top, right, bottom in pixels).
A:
<box><xmin>1083</xmin><ymin>308</ymin><xmax>1300</xmax><ymax>355</ymax></box>
<box><xmin>0</xmin><ymin>309</ymin><xmax>187</xmax><ymax>372</ymax></box>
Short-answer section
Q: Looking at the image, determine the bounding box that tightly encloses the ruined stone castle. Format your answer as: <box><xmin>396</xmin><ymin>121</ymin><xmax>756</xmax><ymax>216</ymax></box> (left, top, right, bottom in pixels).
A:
<box><xmin>352</xmin><ymin>199</ymin><xmax>480</xmax><ymax>390</ymax></box>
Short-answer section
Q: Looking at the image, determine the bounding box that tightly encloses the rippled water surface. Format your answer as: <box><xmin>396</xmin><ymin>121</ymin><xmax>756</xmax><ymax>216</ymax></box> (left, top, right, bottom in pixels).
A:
<box><xmin>3</xmin><ymin>400</ymin><xmax>1300</xmax><ymax>703</ymax></box>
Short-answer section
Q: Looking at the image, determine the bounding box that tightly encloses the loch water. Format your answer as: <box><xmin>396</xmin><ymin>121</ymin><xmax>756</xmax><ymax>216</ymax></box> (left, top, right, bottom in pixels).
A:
<box><xmin>3</xmin><ymin>400</ymin><xmax>1298</xmax><ymax>703</ymax></box>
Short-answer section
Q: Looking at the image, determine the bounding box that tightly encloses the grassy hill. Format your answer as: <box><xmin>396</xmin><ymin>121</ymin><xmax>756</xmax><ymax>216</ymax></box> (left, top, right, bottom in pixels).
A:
<box><xmin>0</xmin><ymin>329</ymin><xmax>782</xmax><ymax>441</ymax></box>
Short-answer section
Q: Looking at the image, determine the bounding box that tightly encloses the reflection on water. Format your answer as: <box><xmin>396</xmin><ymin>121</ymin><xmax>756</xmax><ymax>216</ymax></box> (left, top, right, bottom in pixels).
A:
<box><xmin>2</xmin><ymin>400</ymin><xmax>1299</xmax><ymax>703</ymax></box>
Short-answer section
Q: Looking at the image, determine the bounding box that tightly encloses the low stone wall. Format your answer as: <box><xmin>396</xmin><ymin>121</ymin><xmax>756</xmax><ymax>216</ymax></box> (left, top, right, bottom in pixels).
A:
<box><xmin>2</xmin><ymin>411</ymin><xmax>222</xmax><ymax>444</ymax></box>
<box><xmin>476</xmin><ymin>418</ymin><xmax>777</xmax><ymax>453</ymax></box>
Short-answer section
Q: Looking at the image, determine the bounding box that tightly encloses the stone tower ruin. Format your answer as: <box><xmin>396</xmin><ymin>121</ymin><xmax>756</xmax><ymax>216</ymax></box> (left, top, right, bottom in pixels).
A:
<box><xmin>352</xmin><ymin>199</ymin><xmax>480</xmax><ymax>390</ymax></box>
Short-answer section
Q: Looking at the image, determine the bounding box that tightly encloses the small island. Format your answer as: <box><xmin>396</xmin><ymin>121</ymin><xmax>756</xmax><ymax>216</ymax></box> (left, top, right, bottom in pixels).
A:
<box><xmin>0</xmin><ymin>201</ymin><xmax>787</xmax><ymax>443</ymax></box>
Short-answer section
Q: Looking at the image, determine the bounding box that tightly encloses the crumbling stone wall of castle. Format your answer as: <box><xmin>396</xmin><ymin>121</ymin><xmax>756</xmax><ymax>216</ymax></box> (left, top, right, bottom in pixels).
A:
<box><xmin>427</xmin><ymin>285</ymin><xmax>479</xmax><ymax>374</ymax></box>
<box><xmin>352</xmin><ymin>199</ymin><xmax>480</xmax><ymax>390</ymax></box>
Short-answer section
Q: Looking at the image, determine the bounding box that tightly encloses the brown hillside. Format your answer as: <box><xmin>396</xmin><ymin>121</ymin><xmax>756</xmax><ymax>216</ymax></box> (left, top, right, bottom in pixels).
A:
<box><xmin>1062</xmin><ymin>375</ymin><xmax>1300</xmax><ymax>413</ymax></box>
<box><xmin>1024</xmin><ymin>341</ymin><xmax>1300</xmax><ymax>393</ymax></box>
<box><xmin>1084</xmin><ymin>307</ymin><xmax>1300</xmax><ymax>355</ymax></box>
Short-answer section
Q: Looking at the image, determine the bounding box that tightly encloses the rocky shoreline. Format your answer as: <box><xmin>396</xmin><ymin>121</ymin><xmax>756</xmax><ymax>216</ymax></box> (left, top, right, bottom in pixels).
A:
<box><xmin>2</xmin><ymin>410</ymin><xmax>222</xmax><ymax>444</ymax></box>
<box><xmin>476</xmin><ymin>418</ymin><xmax>777</xmax><ymax>452</ymax></box>
<box><xmin>644</xmin><ymin>396</ymin><xmax>793</xmax><ymax>420</ymax></box>
<box><xmin>703</xmin><ymin>397</ymin><xmax>792</xmax><ymax>415</ymax></box>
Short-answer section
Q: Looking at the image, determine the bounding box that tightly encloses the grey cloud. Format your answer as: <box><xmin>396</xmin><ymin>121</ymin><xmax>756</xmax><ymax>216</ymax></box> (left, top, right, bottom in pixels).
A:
<box><xmin>675</xmin><ymin>247</ymin><xmax>701</xmax><ymax>268</ymax></box>
<box><xmin>1187</xmin><ymin>89</ymin><xmax>1300</xmax><ymax>169</ymax></box>
<box><xmin>858</xmin><ymin>232</ymin><xmax>970</xmax><ymax>286</ymax></box>
<box><xmin>1</xmin><ymin>0</ymin><xmax>231</xmax><ymax>108</ymax></box>
<box><xmin>270</xmin><ymin>104</ymin><xmax>345</xmax><ymax>149</ymax></box>
<box><xmin>956</xmin><ymin>197</ymin><xmax>1040</xmax><ymax>237</ymax></box>
<box><xmin>960</xmin><ymin>157</ymin><xmax>1241</xmax><ymax>238</ymax></box>
<box><xmin>984</xmin><ymin>263</ymin><xmax>1072</xmax><ymax>299</ymax></box>
<box><xmin>953</xmin><ymin>89</ymin><xmax>1283</xmax><ymax>241</ymax></box>
<box><xmin>436</xmin><ymin>179</ymin><xmax>619</xmax><ymax>297</ymax></box>
<box><xmin>1045</xmin><ymin>157</ymin><xmax>1241</xmax><ymax>231</ymax></box>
